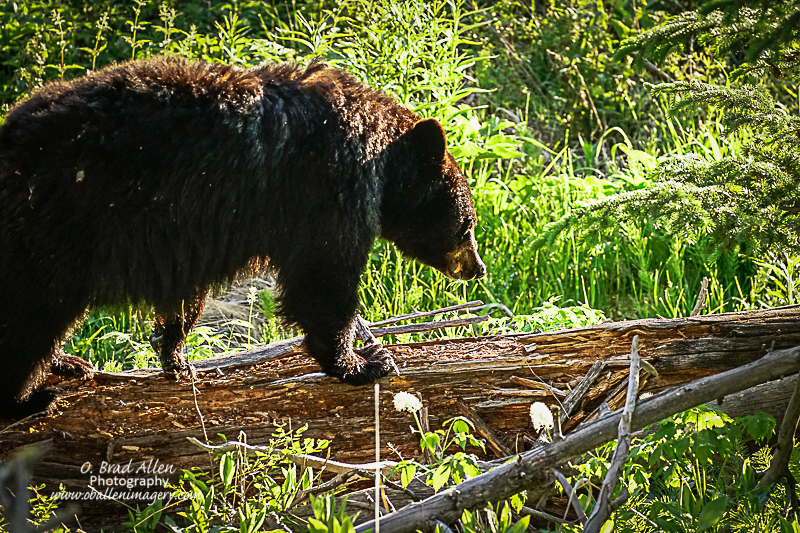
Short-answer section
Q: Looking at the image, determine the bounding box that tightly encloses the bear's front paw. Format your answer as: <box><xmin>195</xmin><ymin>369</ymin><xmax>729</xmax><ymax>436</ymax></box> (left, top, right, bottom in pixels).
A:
<box><xmin>51</xmin><ymin>353</ymin><xmax>94</xmax><ymax>379</ymax></box>
<box><xmin>334</xmin><ymin>344</ymin><xmax>398</xmax><ymax>386</ymax></box>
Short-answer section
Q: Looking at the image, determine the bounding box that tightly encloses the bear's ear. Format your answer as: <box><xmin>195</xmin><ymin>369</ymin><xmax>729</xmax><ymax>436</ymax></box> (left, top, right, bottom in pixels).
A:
<box><xmin>409</xmin><ymin>118</ymin><xmax>446</xmax><ymax>162</ymax></box>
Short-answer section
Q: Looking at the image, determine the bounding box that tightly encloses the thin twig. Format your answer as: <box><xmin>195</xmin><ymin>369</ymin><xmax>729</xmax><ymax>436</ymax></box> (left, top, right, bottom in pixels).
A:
<box><xmin>553</xmin><ymin>470</ymin><xmax>587</xmax><ymax>525</ymax></box>
<box><xmin>371</xmin><ymin>316</ymin><xmax>488</xmax><ymax>337</ymax></box>
<box><xmin>585</xmin><ymin>336</ymin><xmax>641</xmax><ymax>532</ymax></box>
<box><xmin>757</xmin><ymin>365</ymin><xmax>800</xmax><ymax>488</ymax></box>
<box><xmin>519</xmin><ymin>505</ymin><xmax>575</xmax><ymax>525</ymax></box>
<box><xmin>186</xmin><ymin>437</ymin><xmax>397</xmax><ymax>475</ymax></box>
<box><xmin>381</xmin><ymin>478</ymin><xmax>423</xmax><ymax>502</ymax></box>
<box><xmin>289</xmin><ymin>471</ymin><xmax>362</xmax><ymax>508</ymax></box>
<box><xmin>375</xmin><ymin>383</ymin><xmax>381</xmax><ymax>533</ymax></box>
<box><xmin>370</xmin><ymin>301</ymin><xmax>484</xmax><ymax>327</ymax></box>
<box><xmin>510</xmin><ymin>376</ymin><xmax>567</xmax><ymax>398</ymax></box>
<box><xmin>690</xmin><ymin>277</ymin><xmax>710</xmax><ymax>317</ymax></box>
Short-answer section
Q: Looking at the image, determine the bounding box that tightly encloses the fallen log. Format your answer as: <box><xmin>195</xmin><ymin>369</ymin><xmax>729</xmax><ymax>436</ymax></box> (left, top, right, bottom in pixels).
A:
<box><xmin>2</xmin><ymin>305</ymin><xmax>800</xmax><ymax>529</ymax></box>
<box><xmin>354</xmin><ymin>343</ymin><xmax>800</xmax><ymax>533</ymax></box>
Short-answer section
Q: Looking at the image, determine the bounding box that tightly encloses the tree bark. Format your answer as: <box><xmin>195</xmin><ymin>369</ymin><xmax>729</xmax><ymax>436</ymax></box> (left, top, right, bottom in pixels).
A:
<box><xmin>2</xmin><ymin>305</ymin><xmax>800</xmax><ymax>529</ymax></box>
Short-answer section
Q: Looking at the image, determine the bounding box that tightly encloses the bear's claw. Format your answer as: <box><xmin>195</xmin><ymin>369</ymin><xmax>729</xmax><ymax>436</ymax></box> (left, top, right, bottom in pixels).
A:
<box><xmin>149</xmin><ymin>331</ymin><xmax>195</xmax><ymax>379</ymax></box>
<box><xmin>334</xmin><ymin>344</ymin><xmax>398</xmax><ymax>386</ymax></box>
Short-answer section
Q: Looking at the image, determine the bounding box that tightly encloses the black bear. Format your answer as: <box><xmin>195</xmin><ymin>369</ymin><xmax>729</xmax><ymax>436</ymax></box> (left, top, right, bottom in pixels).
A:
<box><xmin>0</xmin><ymin>56</ymin><xmax>485</xmax><ymax>417</ymax></box>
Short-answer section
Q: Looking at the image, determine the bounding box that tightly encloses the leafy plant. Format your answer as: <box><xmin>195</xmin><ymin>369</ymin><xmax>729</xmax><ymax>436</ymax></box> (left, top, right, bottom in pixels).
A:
<box><xmin>171</xmin><ymin>424</ymin><xmax>330</xmax><ymax>532</ymax></box>
<box><xmin>561</xmin><ymin>406</ymin><xmax>792</xmax><ymax>532</ymax></box>
<box><xmin>307</xmin><ymin>493</ymin><xmax>357</xmax><ymax>533</ymax></box>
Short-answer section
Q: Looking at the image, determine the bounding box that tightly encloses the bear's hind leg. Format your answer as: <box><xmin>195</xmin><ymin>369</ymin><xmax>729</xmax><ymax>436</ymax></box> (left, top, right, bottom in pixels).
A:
<box><xmin>51</xmin><ymin>349</ymin><xmax>95</xmax><ymax>379</ymax></box>
<box><xmin>0</xmin><ymin>319</ymin><xmax>91</xmax><ymax>418</ymax></box>
<box><xmin>150</xmin><ymin>290</ymin><xmax>209</xmax><ymax>376</ymax></box>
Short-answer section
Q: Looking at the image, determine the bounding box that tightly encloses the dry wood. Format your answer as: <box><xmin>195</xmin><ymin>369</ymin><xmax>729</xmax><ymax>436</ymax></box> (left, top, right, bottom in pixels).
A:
<box><xmin>3</xmin><ymin>306</ymin><xmax>800</xmax><ymax>529</ymax></box>
<box><xmin>584</xmin><ymin>336</ymin><xmax>640</xmax><ymax>532</ymax></box>
<box><xmin>509</xmin><ymin>376</ymin><xmax>567</xmax><ymax>398</ymax></box>
<box><xmin>690</xmin><ymin>277</ymin><xmax>710</xmax><ymax>317</ymax></box>
<box><xmin>371</xmin><ymin>316</ymin><xmax>488</xmax><ymax>337</ymax></box>
<box><xmin>370</xmin><ymin>301</ymin><xmax>484</xmax><ymax>327</ymax></box>
<box><xmin>559</xmin><ymin>360</ymin><xmax>605</xmax><ymax>424</ymax></box>
<box><xmin>354</xmin><ymin>344</ymin><xmax>800</xmax><ymax>533</ymax></box>
<box><xmin>356</xmin><ymin>316</ymin><xmax>380</xmax><ymax>345</ymax></box>
<box><xmin>456</xmin><ymin>400</ymin><xmax>513</xmax><ymax>458</ymax></box>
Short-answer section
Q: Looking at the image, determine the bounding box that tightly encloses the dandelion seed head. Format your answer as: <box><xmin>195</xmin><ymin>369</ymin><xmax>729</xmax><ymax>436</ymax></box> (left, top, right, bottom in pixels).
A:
<box><xmin>393</xmin><ymin>391</ymin><xmax>422</xmax><ymax>413</ymax></box>
<box><xmin>530</xmin><ymin>402</ymin><xmax>554</xmax><ymax>431</ymax></box>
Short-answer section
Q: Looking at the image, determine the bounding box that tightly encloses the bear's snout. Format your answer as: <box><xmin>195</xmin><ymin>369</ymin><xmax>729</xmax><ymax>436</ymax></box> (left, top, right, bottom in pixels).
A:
<box><xmin>443</xmin><ymin>234</ymin><xmax>486</xmax><ymax>281</ymax></box>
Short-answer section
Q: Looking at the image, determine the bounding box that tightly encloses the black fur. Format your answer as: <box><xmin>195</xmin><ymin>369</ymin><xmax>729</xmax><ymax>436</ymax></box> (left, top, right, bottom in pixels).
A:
<box><xmin>0</xmin><ymin>56</ymin><xmax>485</xmax><ymax>417</ymax></box>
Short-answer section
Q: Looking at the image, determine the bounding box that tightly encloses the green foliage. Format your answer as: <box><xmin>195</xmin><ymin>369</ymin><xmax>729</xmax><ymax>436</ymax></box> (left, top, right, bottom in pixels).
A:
<box><xmin>473</xmin><ymin>0</ymin><xmax>686</xmax><ymax>147</ymax></box>
<box><xmin>460</xmin><ymin>502</ymin><xmax>529</xmax><ymax>533</ymax></box>
<box><xmin>616</xmin><ymin>0</ymin><xmax>800</xmax><ymax>79</ymax></box>
<box><xmin>538</xmin><ymin>0</ymin><xmax>800</xmax><ymax>269</ymax></box>
<box><xmin>390</xmin><ymin>407</ymin><xmax>485</xmax><ymax>493</ymax></box>
<box><xmin>478</xmin><ymin>298</ymin><xmax>606</xmax><ymax>335</ymax></box>
<box><xmin>122</xmin><ymin>498</ymin><xmax>163</xmax><ymax>533</ymax></box>
<box><xmin>560</xmin><ymin>407</ymin><xmax>797</xmax><ymax>532</ymax></box>
<box><xmin>170</xmin><ymin>424</ymin><xmax>330</xmax><ymax>532</ymax></box>
<box><xmin>307</xmin><ymin>494</ymin><xmax>356</xmax><ymax>533</ymax></box>
<box><xmin>0</xmin><ymin>484</ymin><xmax>74</xmax><ymax>533</ymax></box>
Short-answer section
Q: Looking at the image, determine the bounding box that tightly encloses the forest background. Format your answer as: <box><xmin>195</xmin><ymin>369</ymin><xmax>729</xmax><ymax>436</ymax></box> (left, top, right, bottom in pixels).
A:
<box><xmin>2</xmin><ymin>0</ymin><xmax>800</xmax><ymax>531</ymax></box>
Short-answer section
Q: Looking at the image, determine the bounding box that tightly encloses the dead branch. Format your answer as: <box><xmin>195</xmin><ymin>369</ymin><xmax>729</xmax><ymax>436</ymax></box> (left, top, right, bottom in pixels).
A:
<box><xmin>370</xmin><ymin>301</ymin><xmax>484</xmax><ymax>327</ymax></box>
<box><xmin>690</xmin><ymin>277</ymin><xmax>710</xmax><ymax>317</ymax></box>
<box><xmin>584</xmin><ymin>336</ymin><xmax>640</xmax><ymax>532</ymax></box>
<box><xmin>553</xmin><ymin>470</ymin><xmax>587</xmax><ymax>525</ymax></box>
<box><xmin>356</xmin><ymin>316</ymin><xmax>380</xmax><ymax>345</ymax></box>
<box><xmin>186</xmin><ymin>437</ymin><xmax>398</xmax><ymax>476</ymax></box>
<box><xmin>560</xmin><ymin>360</ymin><xmax>605</xmax><ymax>424</ymax></box>
<box><xmin>371</xmin><ymin>316</ymin><xmax>488</xmax><ymax>337</ymax></box>
<box><xmin>757</xmin><ymin>370</ymin><xmax>800</xmax><ymax>488</ymax></box>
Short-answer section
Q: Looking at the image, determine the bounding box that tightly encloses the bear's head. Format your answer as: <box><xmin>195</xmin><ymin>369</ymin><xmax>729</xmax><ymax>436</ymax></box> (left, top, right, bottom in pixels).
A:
<box><xmin>381</xmin><ymin>118</ymin><xmax>486</xmax><ymax>281</ymax></box>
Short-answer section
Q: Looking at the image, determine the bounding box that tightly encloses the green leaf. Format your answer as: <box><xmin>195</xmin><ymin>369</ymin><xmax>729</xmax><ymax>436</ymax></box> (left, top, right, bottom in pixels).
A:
<box><xmin>400</xmin><ymin>462</ymin><xmax>417</xmax><ymax>488</ymax></box>
<box><xmin>219</xmin><ymin>453</ymin><xmax>235</xmax><ymax>488</ymax></box>
<box><xmin>696</xmin><ymin>496</ymin><xmax>728</xmax><ymax>531</ymax></box>
<box><xmin>431</xmin><ymin>464</ymin><xmax>450</xmax><ymax>492</ymax></box>
<box><xmin>509</xmin><ymin>492</ymin><xmax>526</xmax><ymax>513</ymax></box>
<box><xmin>452</xmin><ymin>419</ymin><xmax>470</xmax><ymax>434</ymax></box>
<box><xmin>737</xmin><ymin>412</ymin><xmax>776</xmax><ymax>443</ymax></box>
<box><xmin>421</xmin><ymin>433</ymin><xmax>441</xmax><ymax>454</ymax></box>
<box><xmin>506</xmin><ymin>514</ymin><xmax>530</xmax><ymax>533</ymax></box>
<box><xmin>599</xmin><ymin>520</ymin><xmax>615</xmax><ymax>533</ymax></box>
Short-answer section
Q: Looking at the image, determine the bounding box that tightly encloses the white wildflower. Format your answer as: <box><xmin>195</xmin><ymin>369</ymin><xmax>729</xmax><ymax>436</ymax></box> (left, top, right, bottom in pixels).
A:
<box><xmin>529</xmin><ymin>402</ymin><xmax>554</xmax><ymax>431</ymax></box>
<box><xmin>247</xmin><ymin>286</ymin><xmax>259</xmax><ymax>305</ymax></box>
<box><xmin>393</xmin><ymin>391</ymin><xmax>422</xmax><ymax>413</ymax></box>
